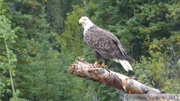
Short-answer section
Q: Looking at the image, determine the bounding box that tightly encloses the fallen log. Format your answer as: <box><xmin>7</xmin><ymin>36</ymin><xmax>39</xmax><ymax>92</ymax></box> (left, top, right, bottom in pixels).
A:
<box><xmin>68</xmin><ymin>59</ymin><xmax>179</xmax><ymax>101</ymax></box>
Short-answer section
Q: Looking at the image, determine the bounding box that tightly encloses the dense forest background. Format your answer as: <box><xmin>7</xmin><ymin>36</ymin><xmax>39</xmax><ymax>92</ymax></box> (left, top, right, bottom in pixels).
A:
<box><xmin>0</xmin><ymin>0</ymin><xmax>179</xmax><ymax>101</ymax></box>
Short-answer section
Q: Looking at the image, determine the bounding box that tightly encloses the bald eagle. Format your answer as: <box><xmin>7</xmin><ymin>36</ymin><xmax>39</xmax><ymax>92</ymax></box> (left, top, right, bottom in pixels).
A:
<box><xmin>79</xmin><ymin>16</ymin><xmax>133</xmax><ymax>71</ymax></box>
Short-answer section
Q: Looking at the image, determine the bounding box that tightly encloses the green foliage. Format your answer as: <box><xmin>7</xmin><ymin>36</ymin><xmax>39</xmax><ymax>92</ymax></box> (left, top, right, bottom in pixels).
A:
<box><xmin>15</xmin><ymin>4</ymin><xmax>65</xmax><ymax>100</ymax></box>
<box><xmin>46</xmin><ymin>0</ymin><xmax>82</xmax><ymax>34</ymax></box>
<box><xmin>0</xmin><ymin>13</ymin><xmax>16</xmax><ymax>101</ymax></box>
<box><xmin>133</xmin><ymin>2</ymin><xmax>180</xmax><ymax>94</ymax></box>
<box><xmin>135</xmin><ymin>22</ymin><xmax>180</xmax><ymax>94</ymax></box>
<box><xmin>10</xmin><ymin>90</ymin><xmax>28</xmax><ymax>101</ymax></box>
<box><xmin>0</xmin><ymin>1</ymin><xmax>27</xmax><ymax>100</ymax></box>
<box><xmin>58</xmin><ymin>5</ymin><xmax>85</xmax><ymax>57</ymax></box>
<box><xmin>14</xmin><ymin>3</ymin><xmax>87</xmax><ymax>101</ymax></box>
<box><xmin>1</xmin><ymin>0</ymin><xmax>180</xmax><ymax>100</ymax></box>
<box><xmin>85</xmin><ymin>0</ymin><xmax>180</xmax><ymax>96</ymax></box>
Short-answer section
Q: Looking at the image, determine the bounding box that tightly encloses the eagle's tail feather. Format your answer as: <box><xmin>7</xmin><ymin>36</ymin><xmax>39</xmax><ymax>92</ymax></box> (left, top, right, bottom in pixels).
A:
<box><xmin>113</xmin><ymin>59</ymin><xmax>133</xmax><ymax>71</ymax></box>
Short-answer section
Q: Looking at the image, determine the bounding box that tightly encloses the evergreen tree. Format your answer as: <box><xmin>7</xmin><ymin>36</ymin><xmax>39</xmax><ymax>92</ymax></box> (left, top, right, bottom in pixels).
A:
<box><xmin>14</xmin><ymin>2</ymin><xmax>64</xmax><ymax>100</ymax></box>
<box><xmin>84</xmin><ymin>0</ymin><xmax>180</xmax><ymax>99</ymax></box>
<box><xmin>0</xmin><ymin>0</ymin><xmax>179</xmax><ymax>100</ymax></box>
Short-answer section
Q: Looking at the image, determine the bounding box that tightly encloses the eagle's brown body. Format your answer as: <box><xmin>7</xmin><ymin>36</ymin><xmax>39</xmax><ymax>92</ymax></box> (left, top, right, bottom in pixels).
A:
<box><xmin>84</xmin><ymin>25</ymin><xmax>132</xmax><ymax>61</ymax></box>
<box><xmin>79</xmin><ymin>16</ymin><xmax>133</xmax><ymax>71</ymax></box>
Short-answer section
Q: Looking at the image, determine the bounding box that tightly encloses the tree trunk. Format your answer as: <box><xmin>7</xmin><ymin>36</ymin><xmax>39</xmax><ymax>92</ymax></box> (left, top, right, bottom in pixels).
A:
<box><xmin>68</xmin><ymin>59</ymin><xmax>179</xmax><ymax>101</ymax></box>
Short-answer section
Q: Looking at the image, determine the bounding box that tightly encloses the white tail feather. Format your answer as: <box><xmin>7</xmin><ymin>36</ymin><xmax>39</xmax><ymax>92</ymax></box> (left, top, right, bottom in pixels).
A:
<box><xmin>124</xmin><ymin>60</ymin><xmax>133</xmax><ymax>71</ymax></box>
<box><xmin>113</xmin><ymin>59</ymin><xmax>133</xmax><ymax>71</ymax></box>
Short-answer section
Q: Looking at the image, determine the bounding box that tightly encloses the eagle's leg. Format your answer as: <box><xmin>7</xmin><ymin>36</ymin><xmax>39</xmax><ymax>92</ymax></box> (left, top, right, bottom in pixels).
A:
<box><xmin>93</xmin><ymin>51</ymin><xmax>101</xmax><ymax>67</ymax></box>
<box><xmin>101</xmin><ymin>59</ymin><xmax>108</xmax><ymax>68</ymax></box>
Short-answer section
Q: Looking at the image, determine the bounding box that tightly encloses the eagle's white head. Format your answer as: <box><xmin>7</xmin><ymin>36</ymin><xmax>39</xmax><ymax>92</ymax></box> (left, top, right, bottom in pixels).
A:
<box><xmin>79</xmin><ymin>16</ymin><xmax>94</xmax><ymax>32</ymax></box>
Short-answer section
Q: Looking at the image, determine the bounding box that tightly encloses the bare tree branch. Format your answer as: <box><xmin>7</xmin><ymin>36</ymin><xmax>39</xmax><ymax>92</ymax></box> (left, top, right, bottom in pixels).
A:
<box><xmin>68</xmin><ymin>60</ymin><xmax>161</xmax><ymax>94</ymax></box>
<box><xmin>68</xmin><ymin>59</ymin><xmax>179</xmax><ymax>100</ymax></box>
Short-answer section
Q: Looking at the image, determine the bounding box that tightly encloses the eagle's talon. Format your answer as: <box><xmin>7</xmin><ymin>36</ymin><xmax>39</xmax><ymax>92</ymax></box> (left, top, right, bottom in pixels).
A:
<box><xmin>101</xmin><ymin>63</ymin><xmax>108</xmax><ymax>69</ymax></box>
<box><xmin>94</xmin><ymin>61</ymin><xmax>100</xmax><ymax>67</ymax></box>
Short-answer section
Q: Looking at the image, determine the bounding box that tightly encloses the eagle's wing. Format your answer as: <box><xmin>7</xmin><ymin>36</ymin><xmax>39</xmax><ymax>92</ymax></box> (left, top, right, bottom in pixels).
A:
<box><xmin>84</xmin><ymin>25</ymin><xmax>131</xmax><ymax>61</ymax></box>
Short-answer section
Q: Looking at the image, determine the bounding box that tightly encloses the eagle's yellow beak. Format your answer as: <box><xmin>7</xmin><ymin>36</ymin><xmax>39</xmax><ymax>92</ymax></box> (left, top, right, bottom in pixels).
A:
<box><xmin>79</xmin><ymin>18</ymin><xmax>84</xmax><ymax>24</ymax></box>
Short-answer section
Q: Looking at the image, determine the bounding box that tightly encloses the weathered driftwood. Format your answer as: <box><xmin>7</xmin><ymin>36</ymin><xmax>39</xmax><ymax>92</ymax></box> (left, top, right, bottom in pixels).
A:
<box><xmin>68</xmin><ymin>60</ymin><xmax>161</xmax><ymax>94</ymax></box>
<box><xmin>68</xmin><ymin>59</ymin><xmax>179</xmax><ymax>101</ymax></box>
